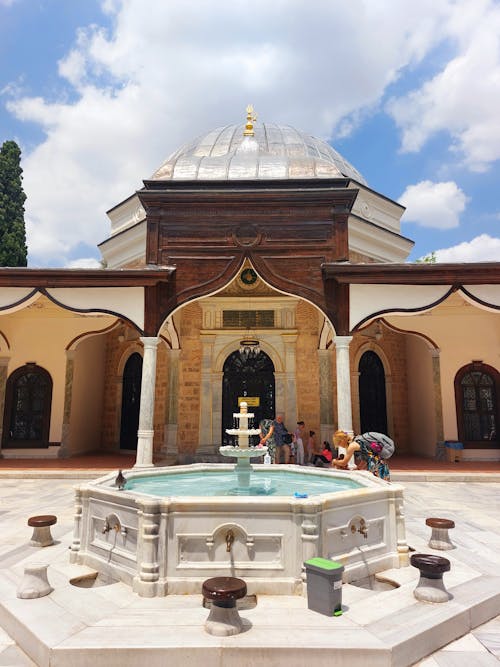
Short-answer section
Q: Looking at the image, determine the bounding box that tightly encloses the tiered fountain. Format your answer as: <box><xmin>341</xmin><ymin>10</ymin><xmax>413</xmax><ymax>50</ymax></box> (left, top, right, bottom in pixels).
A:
<box><xmin>70</xmin><ymin>403</ymin><xmax>408</xmax><ymax>596</ymax></box>
<box><xmin>219</xmin><ymin>401</ymin><xmax>267</xmax><ymax>488</ymax></box>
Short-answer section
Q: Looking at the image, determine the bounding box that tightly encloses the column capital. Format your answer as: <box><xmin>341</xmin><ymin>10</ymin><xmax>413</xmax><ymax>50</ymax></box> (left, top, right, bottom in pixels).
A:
<box><xmin>140</xmin><ymin>336</ymin><xmax>160</xmax><ymax>350</ymax></box>
<box><xmin>334</xmin><ymin>335</ymin><xmax>353</xmax><ymax>349</ymax></box>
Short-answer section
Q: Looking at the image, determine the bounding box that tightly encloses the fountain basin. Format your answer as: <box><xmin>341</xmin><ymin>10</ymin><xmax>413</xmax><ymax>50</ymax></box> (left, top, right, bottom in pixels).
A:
<box><xmin>69</xmin><ymin>464</ymin><xmax>408</xmax><ymax>597</ymax></box>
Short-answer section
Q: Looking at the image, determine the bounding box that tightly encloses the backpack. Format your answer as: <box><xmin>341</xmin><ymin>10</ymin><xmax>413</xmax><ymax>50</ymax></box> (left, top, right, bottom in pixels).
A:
<box><xmin>354</xmin><ymin>432</ymin><xmax>395</xmax><ymax>460</ymax></box>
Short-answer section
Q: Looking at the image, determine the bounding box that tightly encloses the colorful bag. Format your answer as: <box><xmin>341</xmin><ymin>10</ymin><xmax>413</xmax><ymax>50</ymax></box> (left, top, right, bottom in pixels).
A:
<box><xmin>353</xmin><ymin>432</ymin><xmax>395</xmax><ymax>460</ymax></box>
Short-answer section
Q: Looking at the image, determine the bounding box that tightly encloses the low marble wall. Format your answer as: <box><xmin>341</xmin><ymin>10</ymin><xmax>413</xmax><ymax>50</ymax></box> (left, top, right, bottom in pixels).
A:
<box><xmin>70</xmin><ymin>465</ymin><xmax>408</xmax><ymax>597</ymax></box>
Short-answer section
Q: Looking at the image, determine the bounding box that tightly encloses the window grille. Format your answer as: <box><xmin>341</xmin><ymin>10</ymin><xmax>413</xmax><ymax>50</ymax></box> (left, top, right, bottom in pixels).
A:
<box><xmin>223</xmin><ymin>310</ymin><xmax>274</xmax><ymax>328</ymax></box>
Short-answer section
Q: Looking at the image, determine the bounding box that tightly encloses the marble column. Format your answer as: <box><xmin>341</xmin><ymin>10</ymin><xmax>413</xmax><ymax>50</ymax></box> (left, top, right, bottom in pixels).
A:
<box><xmin>432</xmin><ymin>349</ymin><xmax>444</xmax><ymax>443</ymax></box>
<box><xmin>0</xmin><ymin>357</ymin><xmax>9</xmax><ymax>457</ymax></box>
<box><xmin>335</xmin><ymin>336</ymin><xmax>356</xmax><ymax>469</ymax></box>
<box><xmin>58</xmin><ymin>350</ymin><xmax>75</xmax><ymax>459</ymax></box>
<box><xmin>283</xmin><ymin>333</ymin><xmax>298</xmax><ymax>424</ymax></box>
<box><xmin>199</xmin><ymin>335</ymin><xmax>216</xmax><ymax>449</ymax></box>
<box><xmin>134</xmin><ymin>337</ymin><xmax>160</xmax><ymax>469</ymax></box>
<box><xmin>318</xmin><ymin>349</ymin><xmax>334</xmax><ymax>444</ymax></box>
<box><xmin>211</xmin><ymin>371</ymin><xmax>223</xmax><ymax>446</ymax></box>
<box><xmin>335</xmin><ymin>336</ymin><xmax>353</xmax><ymax>434</ymax></box>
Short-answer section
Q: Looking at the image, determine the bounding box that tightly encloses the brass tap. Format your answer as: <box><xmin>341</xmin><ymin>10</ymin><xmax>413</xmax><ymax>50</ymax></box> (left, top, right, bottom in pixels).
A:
<box><xmin>102</xmin><ymin>517</ymin><xmax>120</xmax><ymax>534</ymax></box>
<box><xmin>226</xmin><ymin>529</ymin><xmax>235</xmax><ymax>552</ymax></box>
<box><xmin>358</xmin><ymin>518</ymin><xmax>368</xmax><ymax>539</ymax></box>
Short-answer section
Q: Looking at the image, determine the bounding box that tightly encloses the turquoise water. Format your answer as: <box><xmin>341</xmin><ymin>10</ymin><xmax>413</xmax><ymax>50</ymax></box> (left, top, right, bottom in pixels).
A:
<box><xmin>124</xmin><ymin>470</ymin><xmax>363</xmax><ymax>497</ymax></box>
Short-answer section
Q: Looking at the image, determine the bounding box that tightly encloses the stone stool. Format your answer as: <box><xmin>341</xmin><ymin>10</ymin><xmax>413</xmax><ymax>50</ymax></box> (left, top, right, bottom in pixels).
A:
<box><xmin>411</xmin><ymin>553</ymin><xmax>451</xmax><ymax>603</ymax></box>
<box><xmin>28</xmin><ymin>515</ymin><xmax>57</xmax><ymax>547</ymax></box>
<box><xmin>202</xmin><ymin>576</ymin><xmax>247</xmax><ymax>636</ymax></box>
<box><xmin>426</xmin><ymin>517</ymin><xmax>455</xmax><ymax>550</ymax></box>
<box><xmin>17</xmin><ymin>563</ymin><xmax>53</xmax><ymax>599</ymax></box>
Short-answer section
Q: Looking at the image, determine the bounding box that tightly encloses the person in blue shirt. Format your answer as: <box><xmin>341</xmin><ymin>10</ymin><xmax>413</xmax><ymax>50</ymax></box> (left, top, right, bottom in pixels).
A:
<box><xmin>273</xmin><ymin>415</ymin><xmax>290</xmax><ymax>464</ymax></box>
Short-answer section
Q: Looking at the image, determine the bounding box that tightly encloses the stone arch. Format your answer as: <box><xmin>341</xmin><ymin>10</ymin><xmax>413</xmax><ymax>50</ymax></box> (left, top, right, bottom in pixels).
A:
<box><xmin>119</xmin><ymin>351</ymin><xmax>143</xmax><ymax>450</ymax></box>
<box><xmin>214</xmin><ymin>338</ymin><xmax>284</xmax><ymax>375</ymax></box>
<box><xmin>221</xmin><ymin>348</ymin><xmax>276</xmax><ymax>446</ymax></box>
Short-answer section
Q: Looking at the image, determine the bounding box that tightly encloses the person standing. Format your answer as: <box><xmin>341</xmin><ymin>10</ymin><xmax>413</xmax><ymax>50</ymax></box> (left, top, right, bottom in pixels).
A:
<box><xmin>308</xmin><ymin>430</ymin><xmax>320</xmax><ymax>464</ymax></box>
<box><xmin>273</xmin><ymin>415</ymin><xmax>290</xmax><ymax>464</ymax></box>
<box><xmin>259</xmin><ymin>417</ymin><xmax>275</xmax><ymax>462</ymax></box>
<box><xmin>294</xmin><ymin>420</ymin><xmax>306</xmax><ymax>465</ymax></box>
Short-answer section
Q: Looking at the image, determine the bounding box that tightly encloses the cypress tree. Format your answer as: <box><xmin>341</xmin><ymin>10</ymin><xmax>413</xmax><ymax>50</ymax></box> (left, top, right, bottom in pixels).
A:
<box><xmin>0</xmin><ymin>140</ymin><xmax>27</xmax><ymax>266</ymax></box>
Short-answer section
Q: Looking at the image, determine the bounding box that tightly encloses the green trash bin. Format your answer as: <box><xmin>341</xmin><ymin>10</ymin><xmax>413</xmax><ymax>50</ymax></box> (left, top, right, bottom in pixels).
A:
<box><xmin>304</xmin><ymin>557</ymin><xmax>344</xmax><ymax>616</ymax></box>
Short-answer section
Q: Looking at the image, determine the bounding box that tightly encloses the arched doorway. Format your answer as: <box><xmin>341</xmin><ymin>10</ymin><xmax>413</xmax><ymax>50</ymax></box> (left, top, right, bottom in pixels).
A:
<box><xmin>455</xmin><ymin>362</ymin><xmax>499</xmax><ymax>448</ymax></box>
<box><xmin>222</xmin><ymin>350</ymin><xmax>275</xmax><ymax>445</ymax></box>
<box><xmin>358</xmin><ymin>350</ymin><xmax>388</xmax><ymax>434</ymax></box>
<box><xmin>120</xmin><ymin>352</ymin><xmax>143</xmax><ymax>450</ymax></box>
<box><xmin>2</xmin><ymin>364</ymin><xmax>53</xmax><ymax>448</ymax></box>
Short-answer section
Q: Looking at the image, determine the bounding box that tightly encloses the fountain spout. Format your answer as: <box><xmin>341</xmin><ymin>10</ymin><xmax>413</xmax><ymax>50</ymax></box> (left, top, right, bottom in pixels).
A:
<box><xmin>358</xmin><ymin>518</ymin><xmax>368</xmax><ymax>539</ymax></box>
<box><xmin>226</xmin><ymin>529</ymin><xmax>235</xmax><ymax>552</ymax></box>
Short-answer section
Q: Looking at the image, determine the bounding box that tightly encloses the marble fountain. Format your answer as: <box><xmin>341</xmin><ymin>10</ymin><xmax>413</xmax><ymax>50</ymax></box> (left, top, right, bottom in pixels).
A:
<box><xmin>69</xmin><ymin>403</ymin><xmax>409</xmax><ymax>597</ymax></box>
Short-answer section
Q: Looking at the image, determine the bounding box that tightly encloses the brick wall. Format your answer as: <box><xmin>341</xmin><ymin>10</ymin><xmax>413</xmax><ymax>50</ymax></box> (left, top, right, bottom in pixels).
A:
<box><xmin>294</xmin><ymin>301</ymin><xmax>322</xmax><ymax>436</ymax></box>
<box><xmin>176</xmin><ymin>304</ymin><xmax>202</xmax><ymax>454</ymax></box>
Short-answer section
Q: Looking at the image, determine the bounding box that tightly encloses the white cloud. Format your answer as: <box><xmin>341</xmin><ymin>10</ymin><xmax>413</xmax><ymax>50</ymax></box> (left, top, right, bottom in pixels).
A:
<box><xmin>387</xmin><ymin>0</ymin><xmax>500</xmax><ymax>171</ymax></box>
<box><xmin>4</xmin><ymin>0</ymin><xmax>455</xmax><ymax>266</ymax></box>
<box><xmin>399</xmin><ymin>180</ymin><xmax>468</xmax><ymax>229</ymax></box>
<box><xmin>65</xmin><ymin>258</ymin><xmax>102</xmax><ymax>269</ymax></box>
<box><xmin>429</xmin><ymin>234</ymin><xmax>500</xmax><ymax>262</ymax></box>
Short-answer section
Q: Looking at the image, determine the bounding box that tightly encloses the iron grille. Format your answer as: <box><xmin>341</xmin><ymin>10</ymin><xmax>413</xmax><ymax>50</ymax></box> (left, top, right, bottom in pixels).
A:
<box><xmin>223</xmin><ymin>310</ymin><xmax>274</xmax><ymax>328</ymax></box>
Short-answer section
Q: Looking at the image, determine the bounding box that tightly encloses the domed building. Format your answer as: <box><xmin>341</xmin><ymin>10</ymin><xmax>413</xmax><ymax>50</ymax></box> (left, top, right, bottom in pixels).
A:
<box><xmin>0</xmin><ymin>109</ymin><xmax>499</xmax><ymax>466</ymax></box>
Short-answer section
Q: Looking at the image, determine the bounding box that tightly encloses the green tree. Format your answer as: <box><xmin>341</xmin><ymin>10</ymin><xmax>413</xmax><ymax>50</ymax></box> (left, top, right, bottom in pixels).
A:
<box><xmin>416</xmin><ymin>251</ymin><xmax>437</xmax><ymax>264</ymax></box>
<box><xmin>0</xmin><ymin>140</ymin><xmax>27</xmax><ymax>266</ymax></box>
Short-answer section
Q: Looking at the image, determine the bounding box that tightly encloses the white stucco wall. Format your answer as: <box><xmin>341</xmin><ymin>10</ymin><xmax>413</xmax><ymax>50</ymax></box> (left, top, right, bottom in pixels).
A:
<box><xmin>0</xmin><ymin>301</ymin><xmax>115</xmax><ymax>446</ymax></box>
<box><xmin>405</xmin><ymin>335</ymin><xmax>436</xmax><ymax>457</ymax></box>
<box><xmin>386</xmin><ymin>294</ymin><xmax>500</xmax><ymax>456</ymax></box>
<box><xmin>69</xmin><ymin>335</ymin><xmax>107</xmax><ymax>455</ymax></box>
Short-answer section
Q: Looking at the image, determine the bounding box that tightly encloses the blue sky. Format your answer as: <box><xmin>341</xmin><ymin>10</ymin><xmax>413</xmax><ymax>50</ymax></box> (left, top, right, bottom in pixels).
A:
<box><xmin>1</xmin><ymin>0</ymin><xmax>499</xmax><ymax>267</ymax></box>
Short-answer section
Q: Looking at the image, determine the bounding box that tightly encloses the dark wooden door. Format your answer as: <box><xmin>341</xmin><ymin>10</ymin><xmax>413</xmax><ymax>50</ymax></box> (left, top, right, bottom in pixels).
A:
<box><xmin>120</xmin><ymin>353</ymin><xmax>143</xmax><ymax>450</ymax></box>
<box><xmin>358</xmin><ymin>350</ymin><xmax>388</xmax><ymax>435</ymax></box>
<box><xmin>2</xmin><ymin>364</ymin><xmax>52</xmax><ymax>448</ymax></box>
<box><xmin>222</xmin><ymin>350</ymin><xmax>275</xmax><ymax>445</ymax></box>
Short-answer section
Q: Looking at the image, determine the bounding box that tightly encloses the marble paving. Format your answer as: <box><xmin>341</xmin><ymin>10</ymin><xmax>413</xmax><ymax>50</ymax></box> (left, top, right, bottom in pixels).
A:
<box><xmin>0</xmin><ymin>474</ymin><xmax>499</xmax><ymax>666</ymax></box>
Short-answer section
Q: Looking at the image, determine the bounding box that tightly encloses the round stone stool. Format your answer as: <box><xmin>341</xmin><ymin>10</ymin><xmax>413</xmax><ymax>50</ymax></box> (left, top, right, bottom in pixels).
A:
<box><xmin>411</xmin><ymin>553</ymin><xmax>451</xmax><ymax>603</ymax></box>
<box><xmin>202</xmin><ymin>576</ymin><xmax>247</xmax><ymax>636</ymax></box>
<box><xmin>17</xmin><ymin>563</ymin><xmax>53</xmax><ymax>599</ymax></box>
<box><xmin>426</xmin><ymin>517</ymin><xmax>455</xmax><ymax>550</ymax></box>
<box><xmin>28</xmin><ymin>515</ymin><xmax>57</xmax><ymax>547</ymax></box>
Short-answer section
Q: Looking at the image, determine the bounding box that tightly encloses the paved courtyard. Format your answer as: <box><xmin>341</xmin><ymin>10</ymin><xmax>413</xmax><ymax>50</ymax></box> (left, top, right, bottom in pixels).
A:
<box><xmin>0</xmin><ymin>473</ymin><xmax>499</xmax><ymax>666</ymax></box>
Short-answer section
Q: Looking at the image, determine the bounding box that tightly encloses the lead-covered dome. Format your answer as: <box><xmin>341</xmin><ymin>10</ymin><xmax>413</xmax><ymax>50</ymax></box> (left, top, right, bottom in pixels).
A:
<box><xmin>151</xmin><ymin>123</ymin><xmax>366</xmax><ymax>184</ymax></box>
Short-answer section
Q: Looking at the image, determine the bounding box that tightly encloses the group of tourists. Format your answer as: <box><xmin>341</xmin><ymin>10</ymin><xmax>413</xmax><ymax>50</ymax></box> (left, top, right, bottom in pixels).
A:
<box><xmin>258</xmin><ymin>415</ymin><xmax>393</xmax><ymax>481</ymax></box>
<box><xmin>258</xmin><ymin>415</ymin><xmax>318</xmax><ymax>465</ymax></box>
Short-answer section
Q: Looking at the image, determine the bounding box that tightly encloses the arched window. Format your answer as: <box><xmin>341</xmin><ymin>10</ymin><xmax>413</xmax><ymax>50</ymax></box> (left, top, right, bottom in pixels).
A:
<box><xmin>358</xmin><ymin>350</ymin><xmax>388</xmax><ymax>435</ymax></box>
<box><xmin>119</xmin><ymin>352</ymin><xmax>143</xmax><ymax>450</ymax></box>
<box><xmin>222</xmin><ymin>350</ymin><xmax>275</xmax><ymax>446</ymax></box>
<box><xmin>2</xmin><ymin>364</ymin><xmax>53</xmax><ymax>448</ymax></box>
<box><xmin>455</xmin><ymin>362</ymin><xmax>499</xmax><ymax>447</ymax></box>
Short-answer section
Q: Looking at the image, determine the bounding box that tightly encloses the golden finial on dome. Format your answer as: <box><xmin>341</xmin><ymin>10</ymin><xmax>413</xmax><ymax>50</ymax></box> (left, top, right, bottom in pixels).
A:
<box><xmin>243</xmin><ymin>104</ymin><xmax>257</xmax><ymax>136</ymax></box>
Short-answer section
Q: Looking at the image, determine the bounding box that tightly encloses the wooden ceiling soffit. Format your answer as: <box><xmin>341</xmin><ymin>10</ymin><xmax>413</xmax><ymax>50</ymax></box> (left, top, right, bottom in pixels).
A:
<box><xmin>322</xmin><ymin>262</ymin><xmax>500</xmax><ymax>285</ymax></box>
<box><xmin>0</xmin><ymin>268</ymin><xmax>174</xmax><ymax>288</ymax></box>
